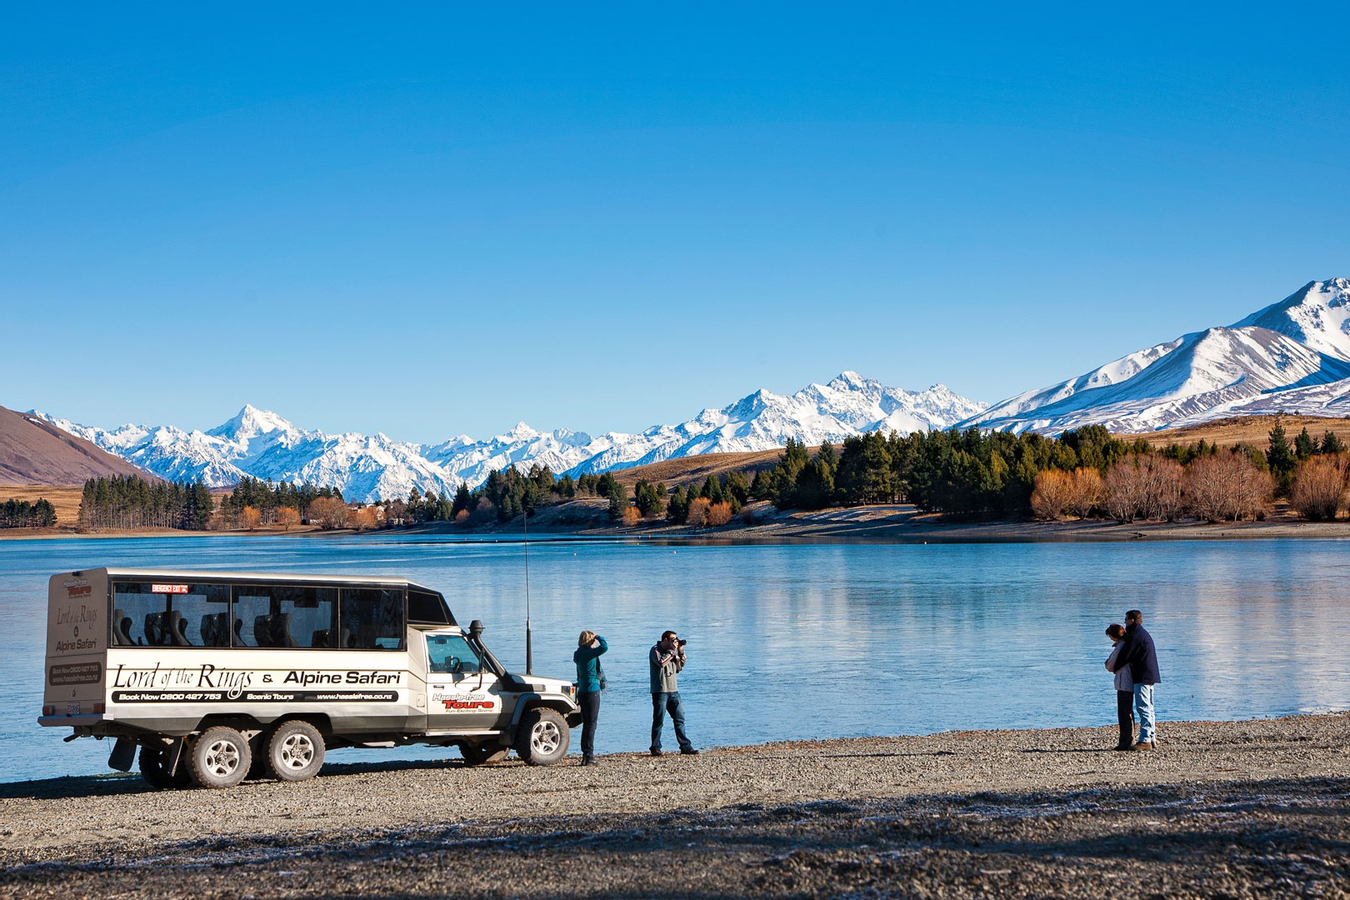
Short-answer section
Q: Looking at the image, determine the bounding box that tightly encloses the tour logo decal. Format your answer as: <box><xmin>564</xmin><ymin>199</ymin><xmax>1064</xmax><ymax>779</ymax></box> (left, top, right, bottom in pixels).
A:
<box><xmin>432</xmin><ymin>690</ymin><xmax>498</xmax><ymax>712</ymax></box>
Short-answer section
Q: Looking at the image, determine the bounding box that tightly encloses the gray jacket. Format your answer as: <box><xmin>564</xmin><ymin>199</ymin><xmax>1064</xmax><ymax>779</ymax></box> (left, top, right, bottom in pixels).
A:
<box><xmin>649</xmin><ymin>643</ymin><xmax>685</xmax><ymax>693</ymax></box>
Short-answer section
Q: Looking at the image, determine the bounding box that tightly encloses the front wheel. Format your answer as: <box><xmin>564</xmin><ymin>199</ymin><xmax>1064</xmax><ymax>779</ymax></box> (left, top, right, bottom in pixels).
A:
<box><xmin>515</xmin><ymin>708</ymin><xmax>569</xmax><ymax>766</ymax></box>
<box><xmin>189</xmin><ymin>726</ymin><xmax>252</xmax><ymax>789</ymax></box>
<box><xmin>138</xmin><ymin>745</ymin><xmax>192</xmax><ymax>790</ymax></box>
<box><xmin>267</xmin><ymin>721</ymin><xmax>325</xmax><ymax>782</ymax></box>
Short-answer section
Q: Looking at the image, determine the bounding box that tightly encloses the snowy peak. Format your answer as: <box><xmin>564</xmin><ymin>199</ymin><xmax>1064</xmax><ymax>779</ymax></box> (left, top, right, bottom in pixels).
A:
<box><xmin>208</xmin><ymin>404</ymin><xmax>302</xmax><ymax>442</ymax></box>
<box><xmin>965</xmin><ymin>277</ymin><xmax>1350</xmax><ymax>435</ymax></box>
<box><xmin>1232</xmin><ymin>278</ymin><xmax>1350</xmax><ymax>360</ymax></box>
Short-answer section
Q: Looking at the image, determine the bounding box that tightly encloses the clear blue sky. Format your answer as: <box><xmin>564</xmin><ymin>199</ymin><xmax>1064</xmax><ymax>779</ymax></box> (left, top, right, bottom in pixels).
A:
<box><xmin>3</xmin><ymin>5</ymin><xmax>1348</xmax><ymax>442</ymax></box>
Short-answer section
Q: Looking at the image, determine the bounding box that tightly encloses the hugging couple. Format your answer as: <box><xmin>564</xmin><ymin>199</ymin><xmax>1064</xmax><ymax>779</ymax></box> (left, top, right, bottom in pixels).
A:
<box><xmin>1104</xmin><ymin>609</ymin><xmax>1161</xmax><ymax>751</ymax></box>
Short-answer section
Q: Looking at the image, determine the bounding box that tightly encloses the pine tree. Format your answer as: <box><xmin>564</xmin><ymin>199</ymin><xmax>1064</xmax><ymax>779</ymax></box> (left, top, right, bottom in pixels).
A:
<box><xmin>1295</xmin><ymin>427</ymin><xmax>1316</xmax><ymax>460</ymax></box>
<box><xmin>1266</xmin><ymin>423</ymin><xmax>1296</xmax><ymax>491</ymax></box>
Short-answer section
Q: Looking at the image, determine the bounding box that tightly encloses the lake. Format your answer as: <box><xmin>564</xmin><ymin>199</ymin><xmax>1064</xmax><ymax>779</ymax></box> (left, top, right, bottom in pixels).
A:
<box><xmin>3</xmin><ymin>532</ymin><xmax>1348</xmax><ymax>784</ymax></box>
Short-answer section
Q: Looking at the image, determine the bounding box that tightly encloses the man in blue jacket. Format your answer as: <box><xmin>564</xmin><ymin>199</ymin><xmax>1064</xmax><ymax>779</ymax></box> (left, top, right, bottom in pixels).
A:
<box><xmin>1110</xmin><ymin>609</ymin><xmax>1161</xmax><ymax>750</ymax></box>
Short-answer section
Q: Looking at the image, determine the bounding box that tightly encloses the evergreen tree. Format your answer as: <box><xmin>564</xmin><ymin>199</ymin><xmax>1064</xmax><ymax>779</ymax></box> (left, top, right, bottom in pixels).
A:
<box><xmin>1321</xmin><ymin>430</ymin><xmax>1346</xmax><ymax>455</ymax></box>
<box><xmin>634</xmin><ymin>480</ymin><xmax>666</xmax><ymax>517</ymax></box>
<box><xmin>452</xmin><ymin>482</ymin><xmax>472</xmax><ymax>517</ymax></box>
<box><xmin>1266</xmin><ymin>423</ymin><xmax>1296</xmax><ymax>490</ymax></box>
<box><xmin>606</xmin><ymin>479</ymin><xmax>631</xmax><ymax>520</ymax></box>
<box><xmin>667</xmin><ymin>485</ymin><xmax>689</xmax><ymax>523</ymax></box>
<box><xmin>1294</xmin><ymin>427</ymin><xmax>1316</xmax><ymax>460</ymax></box>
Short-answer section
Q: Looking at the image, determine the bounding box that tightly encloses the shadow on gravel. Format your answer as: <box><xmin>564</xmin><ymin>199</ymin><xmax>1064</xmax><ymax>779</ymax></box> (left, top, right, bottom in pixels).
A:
<box><xmin>0</xmin><ymin>774</ymin><xmax>147</xmax><ymax>801</ymax></box>
<box><xmin>0</xmin><ymin>756</ymin><xmax>490</xmax><ymax>800</ymax></box>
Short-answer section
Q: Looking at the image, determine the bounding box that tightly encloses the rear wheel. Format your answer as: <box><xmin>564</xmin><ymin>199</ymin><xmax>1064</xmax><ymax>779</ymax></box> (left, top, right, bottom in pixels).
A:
<box><xmin>189</xmin><ymin>726</ymin><xmax>252</xmax><ymax>789</ymax></box>
<box><xmin>267</xmin><ymin>721</ymin><xmax>326</xmax><ymax>782</ymax></box>
<box><xmin>515</xmin><ymin>708</ymin><xmax>569</xmax><ymax>766</ymax></box>
<box><xmin>460</xmin><ymin>743</ymin><xmax>510</xmax><ymax>766</ymax></box>
<box><xmin>138</xmin><ymin>745</ymin><xmax>192</xmax><ymax>790</ymax></box>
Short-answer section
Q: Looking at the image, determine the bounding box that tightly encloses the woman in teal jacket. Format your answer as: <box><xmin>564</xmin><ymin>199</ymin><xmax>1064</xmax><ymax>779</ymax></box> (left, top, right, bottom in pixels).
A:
<box><xmin>573</xmin><ymin>629</ymin><xmax>607</xmax><ymax>766</ymax></box>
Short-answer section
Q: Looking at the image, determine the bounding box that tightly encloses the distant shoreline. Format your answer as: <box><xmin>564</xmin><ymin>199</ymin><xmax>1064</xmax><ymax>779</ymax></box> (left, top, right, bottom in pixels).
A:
<box><xmin>7</xmin><ymin>502</ymin><xmax>1350</xmax><ymax>543</ymax></box>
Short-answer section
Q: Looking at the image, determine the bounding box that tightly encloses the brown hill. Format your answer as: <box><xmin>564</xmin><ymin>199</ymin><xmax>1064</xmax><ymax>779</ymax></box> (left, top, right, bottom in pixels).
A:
<box><xmin>0</xmin><ymin>405</ymin><xmax>153</xmax><ymax>485</ymax></box>
<box><xmin>608</xmin><ymin>448</ymin><xmax>784</xmax><ymax>490</ymax></box>
<box><xmin>1143</xmin><ymin>415</ymin><xmax>1350</xmax><ymax>450</ymax></box>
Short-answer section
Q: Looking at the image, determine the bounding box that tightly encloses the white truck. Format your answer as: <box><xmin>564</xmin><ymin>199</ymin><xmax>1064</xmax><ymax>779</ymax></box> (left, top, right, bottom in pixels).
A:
<box><xmin>40</xmin><ymin>567</ymin><xmax>581</xmax><ymax>788</ymax></box>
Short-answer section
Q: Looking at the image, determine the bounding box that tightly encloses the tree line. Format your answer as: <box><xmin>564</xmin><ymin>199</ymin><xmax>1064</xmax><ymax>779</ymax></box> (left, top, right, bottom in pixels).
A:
<box><xmin>79</xmin><ymin>476</ymin><xmax>215</xmax><ymax>530</ymax></box>
<box><xmin>215</xmin><ymin>476</ymin><xmax>344</xmax><ymax>530</ymax></box>
<box><xmin>0</xmin><ymin>498</ymin><xmax>57</xmax><ymax>528</ymax></box>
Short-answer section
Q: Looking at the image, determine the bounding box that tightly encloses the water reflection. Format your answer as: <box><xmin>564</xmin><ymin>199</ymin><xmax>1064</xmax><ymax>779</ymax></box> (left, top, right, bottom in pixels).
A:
<box><xmin>2</xmin><ymin>534</ymin><xmax>1348</xmax><ymax>783</ymax></box>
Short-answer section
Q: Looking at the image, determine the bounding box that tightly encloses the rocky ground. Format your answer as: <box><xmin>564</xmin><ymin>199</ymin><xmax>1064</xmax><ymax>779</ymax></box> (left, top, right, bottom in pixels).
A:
<box><xmin>2</xmin><ymin>714</ymin><xmax>1348</xmax><ymax>898</ymax></box>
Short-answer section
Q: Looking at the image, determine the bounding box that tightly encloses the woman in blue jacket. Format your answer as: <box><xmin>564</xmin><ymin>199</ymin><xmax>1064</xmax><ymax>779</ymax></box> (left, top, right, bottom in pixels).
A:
<box><xmin>573</xmin><ymin>630</ymin><xmax>607</xmax><ymax>766</ymax></box>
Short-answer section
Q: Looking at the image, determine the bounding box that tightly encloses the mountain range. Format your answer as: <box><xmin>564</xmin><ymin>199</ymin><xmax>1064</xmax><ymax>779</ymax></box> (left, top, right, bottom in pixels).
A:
<box><xmin>31</xmin><ymin>374</ymin><xmax>985</xmax><ymax>502</ymax></box>
<box><xmin>24</xmin><ymin>277</ymin><xmax>1350</xmax><ymax>501</ymax></box>
<box><xmin>969</xmin><ymin>278</ymin><xmax>1350</xmax><ymax>434</ymax></box>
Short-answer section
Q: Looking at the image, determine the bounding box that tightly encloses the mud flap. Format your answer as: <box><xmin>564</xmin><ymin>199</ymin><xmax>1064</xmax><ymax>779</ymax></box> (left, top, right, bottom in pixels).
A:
<box><xmin>109</xmin><ymin>737</ymin><xmax>136</xmax><ymax>772</ymax></box>
<box><xmin>166</xmin><ymin>736</ymin><xmax>186</xmax><ymax>775</ymax></box>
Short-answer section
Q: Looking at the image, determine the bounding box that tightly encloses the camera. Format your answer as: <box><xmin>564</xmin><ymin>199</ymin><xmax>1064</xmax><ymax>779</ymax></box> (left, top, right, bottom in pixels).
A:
<box><xmin>677</xmin><ymin>639</ymin><xmax>687</xmax><ymax>647</ymax></box>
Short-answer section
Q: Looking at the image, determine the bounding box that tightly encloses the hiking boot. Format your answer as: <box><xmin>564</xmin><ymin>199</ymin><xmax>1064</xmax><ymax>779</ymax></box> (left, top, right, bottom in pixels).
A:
<box><xmin>680</xmin><ymin>747</ymin><xmax>700</xmax><ymax>755</ymax></box>
<box><xmin>649</xmin><ymin>749</ymin><xmax>663</xmax><ymax>757</ymax></box>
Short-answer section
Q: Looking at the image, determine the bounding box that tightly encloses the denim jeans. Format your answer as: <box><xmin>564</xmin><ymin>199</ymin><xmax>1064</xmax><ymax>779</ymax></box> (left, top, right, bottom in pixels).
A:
<box><xmin>1133</xmin><ymin>683</ymin><xmax>1157</xmax><ymax>743</ymax></box>
<box><xmin>578</xmin><ymin>691</ymin><xmax>601</xmax><ymax>759</ymax></box>
<box><xmin>651</xmin><ymin>691</ymin><xmax>693</xmax><ymax>752</ymax></box>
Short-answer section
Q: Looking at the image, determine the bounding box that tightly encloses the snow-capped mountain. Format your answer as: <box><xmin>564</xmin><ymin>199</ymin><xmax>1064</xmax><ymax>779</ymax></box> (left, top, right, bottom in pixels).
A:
<box><xmin>32</xmin><ymin>374</ymin><xmax>984</xmax><ymax>502</ymax></box>
<box><xmin>965</xmin><ymin>278</ymin><xmax>1350</xmax><ymax>434</ymax></box>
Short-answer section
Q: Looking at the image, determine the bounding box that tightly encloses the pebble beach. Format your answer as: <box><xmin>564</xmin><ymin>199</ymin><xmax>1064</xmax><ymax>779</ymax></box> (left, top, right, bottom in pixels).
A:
<box><xmin>2</xmin><ymin>713</ymin><xmax>1348</xmax><ymax>898</ymax></box>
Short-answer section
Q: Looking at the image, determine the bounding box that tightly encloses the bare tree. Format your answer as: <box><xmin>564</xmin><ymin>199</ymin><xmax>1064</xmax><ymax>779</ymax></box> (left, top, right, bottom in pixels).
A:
<box><xmin>1139</xmin><ymin>456</ymin><xmax>1185</xmax><ymax>521</ymax></box>
<box><xmin>1104</xmin><ymin>458</ymin><xmax>1148</xmax><ymax>522</ymax></box>
<box><xmin>307</xmin><ymin>496</ymin><xmax>352</xmax><ymax>530</ymax></box>
<box><xmin>706</xmin><ymin>502</ymin><xmax>734</xmax><ymax>526</ymax></box>
<box><xmin>1031</xmin><ymin>470</ymin><xmax>1074</xmax><ymax>520</ymax></box>
<box><xmin>1290</xmin><ymin>454</ymin><xmax>1347</xmax><ymax>520</ymax></box>
<box><xmin>239</xmin><ymin>505</ymin><xmax>262</xmax><ymax>531</ymax></box>
<box><xmin>1185</xmin><ymin>452</ymin><xmax>1272</xmax><ymax>522</ymax></box>
<box><xmin>1068</xmin><ymin>467</ymin><xmax>1105</xmax><ymax>518</ymax></box>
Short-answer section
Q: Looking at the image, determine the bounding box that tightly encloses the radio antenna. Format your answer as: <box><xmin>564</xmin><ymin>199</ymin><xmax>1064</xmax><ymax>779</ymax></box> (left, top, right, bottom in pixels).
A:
<box><xmin>523</xmin><ymin>502</ymin><xmax>533</xmax><ymax>675</ymax></box>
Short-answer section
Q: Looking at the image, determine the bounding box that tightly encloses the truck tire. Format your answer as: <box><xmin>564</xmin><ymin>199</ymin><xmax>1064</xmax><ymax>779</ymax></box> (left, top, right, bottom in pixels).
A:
<box><xmin>460</xmin><ymin>743</ymin><xmax>509</xmax><ymax>766</ymax></box>
<box><xmin>189</xmin><ymin>726</ymin><xmax>252</xmax><ymax>789</ymax></box>
<box><xmin>515</xmin><ymin>708</ymin><xmax>569</xmax><ymax>766</ymax></box>
<box><xmin>267</xmin><ymin>720</ymin><xmax>326</xmax><ymax>782</ymax></box>
<box><xmin>139</xmin><ymin>746</ymin><xmax>192</xmax><ymax>790</ymax></box>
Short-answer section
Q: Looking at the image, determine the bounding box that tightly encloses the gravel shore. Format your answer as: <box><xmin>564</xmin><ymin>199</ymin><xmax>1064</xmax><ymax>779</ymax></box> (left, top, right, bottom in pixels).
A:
<box><xmin>3</xmin><ymin>714</ymin><xmax>1348</xmax><ymax>898</ymax></box>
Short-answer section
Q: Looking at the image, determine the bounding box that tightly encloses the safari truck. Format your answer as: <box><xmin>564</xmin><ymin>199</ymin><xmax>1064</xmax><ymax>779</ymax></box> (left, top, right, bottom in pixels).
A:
<box><xmin>40</xmin><ymin>568</ymin><xmax>580</xmax><ymax>788</ymax></box>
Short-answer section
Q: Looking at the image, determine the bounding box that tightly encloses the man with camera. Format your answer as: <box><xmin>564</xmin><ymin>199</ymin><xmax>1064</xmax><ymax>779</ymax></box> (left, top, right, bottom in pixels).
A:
<box><xmin>649</xmin><ymin>630</ymin><xmax>698</xmax><ymax>756</ymax></box>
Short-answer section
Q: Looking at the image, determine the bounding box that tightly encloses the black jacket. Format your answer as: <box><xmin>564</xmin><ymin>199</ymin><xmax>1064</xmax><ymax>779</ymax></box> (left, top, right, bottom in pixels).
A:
<box><xmin>1111</xmin><ymin>623</ymin><xmax>1160</xmax><ymax>685</ymax></box>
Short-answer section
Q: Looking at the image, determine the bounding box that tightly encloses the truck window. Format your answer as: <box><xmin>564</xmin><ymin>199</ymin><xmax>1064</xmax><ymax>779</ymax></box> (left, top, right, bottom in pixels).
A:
<box><xmin>234</xmin><ymin>585</ymin><xmax>338</xmax><ymax>649</ymax></box>
<box><xmin>342</xmin><ymin>588</ymin><xmax>404</xmax><ymax>650</ymax></box>
<box><xmin>111</xmin><ymin>581</ymin><xmax>230</xmax><ymax>647</ymax></box>
<box><xmin>427</xmin><ymin>634</ymin><xmax>482</xmax><ymax>675</ymax></box>
<box><xmin>408</xmin><ymin>588</ymin><xmax>453</xmax><ymax>625</ymax></box>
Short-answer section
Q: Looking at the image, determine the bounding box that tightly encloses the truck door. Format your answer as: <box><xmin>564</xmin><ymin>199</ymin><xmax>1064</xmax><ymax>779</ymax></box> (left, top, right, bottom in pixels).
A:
<box><xmin>424</xmin><ymin>633</ymin><xmax>503</xmax><ymax>732</ymax></box>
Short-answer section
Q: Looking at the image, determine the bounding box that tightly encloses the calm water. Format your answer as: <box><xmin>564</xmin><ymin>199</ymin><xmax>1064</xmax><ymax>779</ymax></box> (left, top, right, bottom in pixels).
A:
<box><xmin>3</xmin><ymin>533</ymin><xmax>1348</xmax><ymax>783</ymax></box>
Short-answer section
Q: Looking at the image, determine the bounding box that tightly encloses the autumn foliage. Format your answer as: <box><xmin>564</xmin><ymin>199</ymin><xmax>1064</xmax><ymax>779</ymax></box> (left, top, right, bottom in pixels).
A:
<box><xmin>307</xmin><ymin>496</ymin><xmax>352</xmax><ymax>529</ymax></box>
<box><xmin>705</xmin><ymin>501</ymin><xmax>734</xmax><ymax>526</ymax></box>
<box><xmin>1290</xmin><ymin>455</ymin><xmax>1347</xmax><ymax>521</ymax></box>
